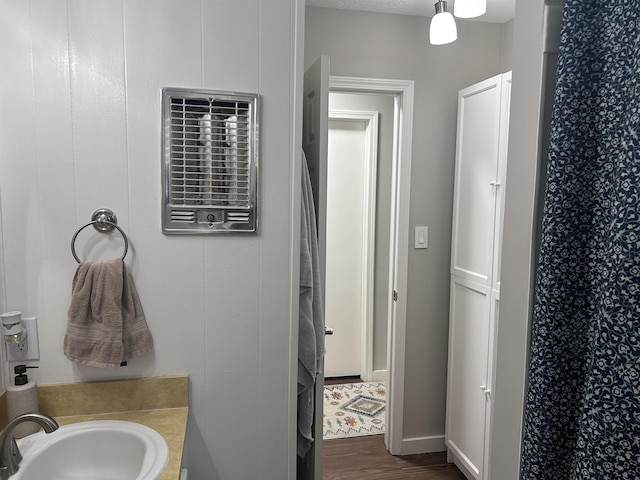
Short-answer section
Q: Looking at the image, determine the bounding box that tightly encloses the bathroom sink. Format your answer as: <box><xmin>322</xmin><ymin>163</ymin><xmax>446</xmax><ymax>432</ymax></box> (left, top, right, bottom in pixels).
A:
<box><xmin>13</xmin><ymin>420</ymin><xmax>169</xmax><ymax>480</ymax></box>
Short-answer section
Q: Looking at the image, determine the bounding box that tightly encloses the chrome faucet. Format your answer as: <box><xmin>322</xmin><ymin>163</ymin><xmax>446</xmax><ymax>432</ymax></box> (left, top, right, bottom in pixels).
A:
<box><xmin>0</xmin><ymin>413</ymin><xmax>58</xmax><ymax>479</ymax></box>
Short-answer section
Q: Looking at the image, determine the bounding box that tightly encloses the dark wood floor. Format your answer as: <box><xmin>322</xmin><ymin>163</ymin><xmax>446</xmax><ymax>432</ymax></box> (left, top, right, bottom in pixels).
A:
<box><xmin>324</xmin><ymin>376</ymin><xmax>362</xmax><ymax>385</ymax></box>
<box><xmin>322</xmin><ymin>435</ymin><xmax>467</xmax><ymax>480</ymax></box>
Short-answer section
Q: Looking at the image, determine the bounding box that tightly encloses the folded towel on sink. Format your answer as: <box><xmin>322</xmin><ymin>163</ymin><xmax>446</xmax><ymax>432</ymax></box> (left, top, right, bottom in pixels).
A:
<box><xmin>64</xmin><ymin>259</ymin><xmax>153</xmax><ymax>368</ymax></box>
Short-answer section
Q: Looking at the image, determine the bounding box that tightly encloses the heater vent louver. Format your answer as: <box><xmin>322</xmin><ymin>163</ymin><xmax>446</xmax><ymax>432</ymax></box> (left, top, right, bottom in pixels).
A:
<box><xmin>162</xmin><ymin>88</ymin><xmax>259</xmax><ymax>234</ymax></box>
<box><xmin>170</xmin><ymin>210</ymin><xmax>196</xmax><ymax>223</ymax></box>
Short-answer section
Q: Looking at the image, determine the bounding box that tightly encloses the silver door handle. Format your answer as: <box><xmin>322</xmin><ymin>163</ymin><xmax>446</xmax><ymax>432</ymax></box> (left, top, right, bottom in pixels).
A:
<box><xmin>324</xmin><ymin>327</ymin><xmax>334</xmax><ymax>335</ymax></box>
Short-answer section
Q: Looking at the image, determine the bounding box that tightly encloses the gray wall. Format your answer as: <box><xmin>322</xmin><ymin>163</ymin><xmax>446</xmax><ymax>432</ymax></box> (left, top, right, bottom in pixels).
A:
<box><xmin>502</xmin><ymin>20</ymin><xmax>515</xmax><ymax>71</ymax></box>
<box><xmin>329</xmin><ymin>92</ymin><xmax>395</xmax><ymax>373</ymax></box>
<box><xmin>306</xmin><ymin>7</ymin><xmax>511</xmax><ymax>441</ymax></box>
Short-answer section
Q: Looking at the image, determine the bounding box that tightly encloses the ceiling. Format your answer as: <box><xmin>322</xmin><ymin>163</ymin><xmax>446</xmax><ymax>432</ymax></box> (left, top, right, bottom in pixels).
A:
<box><xmin>306</xmin><ymin>0</ymin><xmax>516</xmax><ymax>24</ymax></box>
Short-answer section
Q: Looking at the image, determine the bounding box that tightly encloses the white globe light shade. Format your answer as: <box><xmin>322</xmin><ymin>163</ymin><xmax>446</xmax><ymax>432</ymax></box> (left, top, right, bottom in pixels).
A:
<box><xmin>429</xmin><ymin>11</ymin><xmax>458</xmax><ymax>45</ymax></box>
<box><xmin>454</xmin><ymin>0</ymin><xmax>486</xmax><ymax>18</ymax></box>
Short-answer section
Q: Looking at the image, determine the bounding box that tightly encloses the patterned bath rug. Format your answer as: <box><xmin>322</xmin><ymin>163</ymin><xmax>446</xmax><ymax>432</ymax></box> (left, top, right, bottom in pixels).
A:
<box><xmin>323</xmin><ymin>382</ymin><xmax>386</xmax><ymax>439</ymax></box>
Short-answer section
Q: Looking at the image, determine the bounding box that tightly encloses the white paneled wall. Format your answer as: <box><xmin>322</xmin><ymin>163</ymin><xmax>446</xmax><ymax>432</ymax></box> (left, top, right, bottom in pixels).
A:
<box><xmin>0</xmin><ymin>1</ymin><xmax>302</xmax><ymax>479</ymax></box>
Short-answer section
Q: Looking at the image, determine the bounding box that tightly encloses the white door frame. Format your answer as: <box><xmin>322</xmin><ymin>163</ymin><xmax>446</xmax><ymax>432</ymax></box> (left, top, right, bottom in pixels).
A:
<box><xmin>329</xmin><ymin>76</ymin><xmax>414</xmax><ymax>455</ymax></box>
<box><xmin>327</xmin><ymin>110</ymin><xmax>379</xmax><ymax>381</ymax></box>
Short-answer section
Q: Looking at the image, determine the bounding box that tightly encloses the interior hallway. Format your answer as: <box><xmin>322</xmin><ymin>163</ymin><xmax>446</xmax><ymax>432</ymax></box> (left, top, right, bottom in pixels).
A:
<box><xmin>323</xmin><ymin>435</ymin><xmax>466</xmax><ymax>480</ymax></box>
<box><xmin>323</xmin><ymin>378</ymin><xmax>465</xmax><ymax>479</ymax></box>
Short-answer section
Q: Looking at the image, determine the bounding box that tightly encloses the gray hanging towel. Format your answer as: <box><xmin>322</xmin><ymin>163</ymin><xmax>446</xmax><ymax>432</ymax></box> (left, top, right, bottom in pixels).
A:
<box><xmin>64</xmin><ymin>259</ymin><xmax>153</xmax><ymax>368</ymax></box>
<box><xmin>297</xmin><ymin>151</ymin><xmax>325</xmax><ymax>457</ymax></box>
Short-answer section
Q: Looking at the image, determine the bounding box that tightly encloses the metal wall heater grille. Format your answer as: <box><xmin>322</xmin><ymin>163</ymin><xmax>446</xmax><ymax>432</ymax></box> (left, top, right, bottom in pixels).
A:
<box><xmin>162</xmin><ymin>88</ymin><xmax>259</xmax><ymax>233</ymax></box>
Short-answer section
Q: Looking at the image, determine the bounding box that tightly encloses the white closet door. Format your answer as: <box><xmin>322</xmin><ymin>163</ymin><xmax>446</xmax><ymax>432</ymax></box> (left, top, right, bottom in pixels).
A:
<box><xmin>447</xmin><ymin>72</ymin><xmax>512</xmax><ymax>480</ymax></box>
<box><xmin>491</xmin><ymin>72</ymin><xmax>512</xmax><ymax>293</ymax></box>
<box><xmin>450</xmin><ymin>75</ymin><xmax>503</xmax><ymax>287</ymax></box>
<box><xmin>446</xmin><ymin>276</ymin><xmax>492</xmax><ymax>480</ymax></box>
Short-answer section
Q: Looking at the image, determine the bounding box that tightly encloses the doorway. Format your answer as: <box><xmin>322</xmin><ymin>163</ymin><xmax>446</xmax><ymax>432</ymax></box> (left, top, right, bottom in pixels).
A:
<box><xmin>329</xmin><ymin>76</ymin><xmax>414</xmax><ymax>456</ymax></box>
<box><xmin>323</xmin><ymin>111</ymin><xmax>379</xmax><ymax>379</ymax></box>
<box><xmin>324</xmin><ymin>92</ymin><xmax>396</xmax><ymax>383</ymax></box>
<box><xmin>302</xmin><ymin>59</ymin><xmax>414</xmax><ymax>480</ymax></box>
<box><xmin>303</xmin><ymin>64</ymin><xmax>414</xmax><ymax>455</ymax></box>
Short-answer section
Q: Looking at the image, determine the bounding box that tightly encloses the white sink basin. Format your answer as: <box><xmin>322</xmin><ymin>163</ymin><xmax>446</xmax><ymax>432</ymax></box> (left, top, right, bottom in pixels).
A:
<box><xmin>14</xmin><ymin>420</ymin><xmax>169</xmax><ymax>480</ymax></box>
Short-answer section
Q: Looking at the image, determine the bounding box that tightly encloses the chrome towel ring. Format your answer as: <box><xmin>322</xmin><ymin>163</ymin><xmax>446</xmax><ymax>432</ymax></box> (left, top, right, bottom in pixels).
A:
<box><xmin>71</xmin><ymin>209</ymin><xmax>129</xmax><ymax>264</ymax></box>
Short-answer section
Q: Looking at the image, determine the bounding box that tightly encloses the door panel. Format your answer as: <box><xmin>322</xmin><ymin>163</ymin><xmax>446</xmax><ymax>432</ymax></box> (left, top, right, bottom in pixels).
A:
<box><xmin>303</xmin><ymin>55</ymin><xmax>330</xmax><ymax>275</ymax></box>
<box><xmin>324</xmin><ymin>118</ymin><xmax>367</xmax><ymax>377</ymax></box>
<box><xmin>299</xmin><ymin>55</ymin><xmax>330</xmax><ymax>480</ymax></box>
<box><xmin>445</xmin><ymin>276</ymin><xmax>491</xmax><ymax>480</ymax></box>
<box><xmin>451</xmin><ymin>76</ymin><xmax>502</xmax><ymax>286</ymax></box>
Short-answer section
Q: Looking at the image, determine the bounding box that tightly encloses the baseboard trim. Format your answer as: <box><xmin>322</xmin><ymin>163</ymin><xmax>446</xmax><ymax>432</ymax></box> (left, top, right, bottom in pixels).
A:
<box><xmin>447</xmin><ymin>440</ymin><xmax>479</xmax><ymax>479</ymax></box>
<box><xmin>400</xmin><ymin>434</ymin><xmax>446</xmax><ymax>455</ymax></box>
<box><xmin>360</xmin><ymin>369</ymin><xmax>387</xmax><ymax>382</ymax></box>
<box><xmin>451</xmin><ymin>455</ymin><xmax>476</xmax><ymax>480</ymax></box>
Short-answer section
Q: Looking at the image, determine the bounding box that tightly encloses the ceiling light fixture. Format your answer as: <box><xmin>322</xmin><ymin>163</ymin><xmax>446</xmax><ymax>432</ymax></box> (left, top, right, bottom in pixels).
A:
<box><xmin>453</xmin><ymin>0</ymin><xmax>487</xmax><ymax>18</ymax></box>
<box><xmin>429</xmin><ymin>0</ymin><xmax>457</xmax><ymax>45</ymax></box>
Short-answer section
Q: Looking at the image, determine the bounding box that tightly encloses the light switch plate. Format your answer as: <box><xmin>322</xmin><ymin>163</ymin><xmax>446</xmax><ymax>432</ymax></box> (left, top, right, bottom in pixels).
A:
<box><xmin>415</xmin><ymin>226</ymin><xmax>428</xmax><ymax>249</ymax></box>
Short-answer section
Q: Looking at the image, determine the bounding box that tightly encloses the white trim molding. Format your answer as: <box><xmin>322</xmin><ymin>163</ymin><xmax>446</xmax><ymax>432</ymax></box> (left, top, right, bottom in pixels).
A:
<box><xmin>401</xmin><ymin>434</ymin><xmax>447</xmax><ymax>455</ymax></box>
<box><xmin>330</xmin><ymin>75</ymin><xmax>414</xmax><ymax>456</ymax></box>
<box><xmin>370</xmin><ymin>369</ymin><xmax>387</xmax><ymax>382</ymax></box>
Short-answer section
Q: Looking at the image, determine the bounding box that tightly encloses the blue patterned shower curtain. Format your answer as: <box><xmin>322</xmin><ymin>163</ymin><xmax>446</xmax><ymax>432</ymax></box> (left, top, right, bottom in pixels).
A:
<box><xmin>520</xmin><ymin>1</ymin><xmax>640</xmax><ymax>479</ymax></box>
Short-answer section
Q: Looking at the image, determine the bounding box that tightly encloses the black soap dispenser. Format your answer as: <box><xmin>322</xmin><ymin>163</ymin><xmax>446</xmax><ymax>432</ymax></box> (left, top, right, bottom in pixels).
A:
<box><xmin>6</xmin><ymin>364</ymin><xmax>39</xmax><ymax>438</ymax></box>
